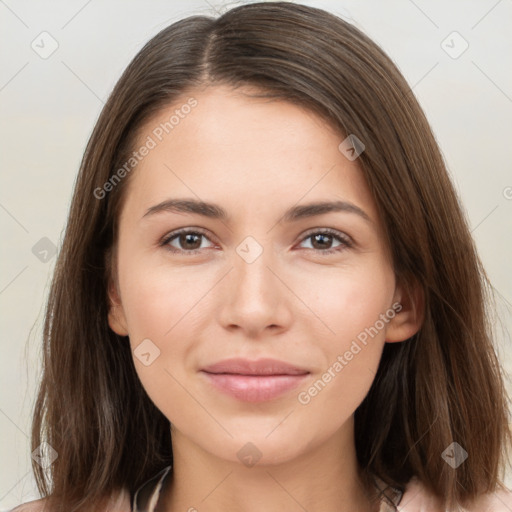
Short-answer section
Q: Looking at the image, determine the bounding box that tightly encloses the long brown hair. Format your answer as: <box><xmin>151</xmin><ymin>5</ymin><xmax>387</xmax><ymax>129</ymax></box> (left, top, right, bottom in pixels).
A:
<box><xmin>31</xmin><ymin>2</ymin><xmax>510</xmax><ymax>510</ymax></box>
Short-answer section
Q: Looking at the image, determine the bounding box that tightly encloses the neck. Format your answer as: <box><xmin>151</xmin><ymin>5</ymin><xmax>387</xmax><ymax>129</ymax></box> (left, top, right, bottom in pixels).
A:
<box><xmin>161</xmin><ymin>418</ymin><xmax>378</xmax><ymax>512</ymax></box>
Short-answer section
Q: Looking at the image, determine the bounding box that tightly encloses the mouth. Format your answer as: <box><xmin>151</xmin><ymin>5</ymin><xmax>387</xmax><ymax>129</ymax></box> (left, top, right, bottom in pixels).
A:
<box><xmin>200</xmin><ymin>358</ymin><xmax>310</xmax><ymax>402</ymax></box>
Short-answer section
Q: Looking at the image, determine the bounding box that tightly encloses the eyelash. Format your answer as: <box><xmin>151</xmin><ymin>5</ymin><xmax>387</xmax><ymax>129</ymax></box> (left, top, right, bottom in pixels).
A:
<box><xmin>159</xmin><ymin>227</ymin><xmax>353</xmax><ymax>256</ymax></box>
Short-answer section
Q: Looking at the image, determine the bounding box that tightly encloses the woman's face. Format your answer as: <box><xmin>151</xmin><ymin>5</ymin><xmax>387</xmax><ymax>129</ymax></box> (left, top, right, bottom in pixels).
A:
<box><xmin>108</xmin><ymin>84</ymin><xmax>418</xmax><ymax>466</ymax></box>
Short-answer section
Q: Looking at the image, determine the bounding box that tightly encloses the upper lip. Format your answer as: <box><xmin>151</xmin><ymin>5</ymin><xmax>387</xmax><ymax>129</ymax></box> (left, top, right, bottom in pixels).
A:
<box><xmin>201</xmin><ymin>358</ymin><xmax>310</xmax><ymax>376</ymax></box>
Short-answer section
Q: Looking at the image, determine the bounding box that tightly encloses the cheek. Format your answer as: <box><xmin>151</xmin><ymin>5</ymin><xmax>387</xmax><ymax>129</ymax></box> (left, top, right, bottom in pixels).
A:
<box><xmin>295</xmin><ymin>262</ymin><xmax>394</xmax><ymax>405</ymax></box>
<box><xmin>119</xmin><ymin>256</ymin><xmax>210</xmax><ymax>341</ymax></box>
<box><xmin>299</xmin><ymin>260</ymin><xmax>395</xmax><ymax>347</ymax></box>
<box><xmin>117</xmin><ymin>257</ymin><xmax>225</xmax><ymax>405</ymax></box>
<box><xmin>117</xmin><ymin>261</ymin><xmax>208</xmax><ymax>423</ymax></box>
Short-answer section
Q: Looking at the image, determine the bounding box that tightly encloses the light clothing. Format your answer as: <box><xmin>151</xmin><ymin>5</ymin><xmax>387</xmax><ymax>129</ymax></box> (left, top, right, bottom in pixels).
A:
<box><xmin>12</xmin><ymin>466</ymin><xmax>512</xmax><ymax>511</ymax></box>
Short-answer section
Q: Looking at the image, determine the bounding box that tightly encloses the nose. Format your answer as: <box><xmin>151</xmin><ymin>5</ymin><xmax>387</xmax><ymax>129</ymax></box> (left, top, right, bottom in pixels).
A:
<box><xmin>217</xmin><ymin>244</ymin><xmax>293</xmax><ymax>338</ymax></box>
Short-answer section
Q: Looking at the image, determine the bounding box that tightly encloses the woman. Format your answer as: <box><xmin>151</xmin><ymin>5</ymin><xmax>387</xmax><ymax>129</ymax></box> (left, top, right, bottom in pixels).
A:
<box><xmin>14</xmin><ymin>2</ymin><xmax>512</xmax><ymax>511</ymax></box>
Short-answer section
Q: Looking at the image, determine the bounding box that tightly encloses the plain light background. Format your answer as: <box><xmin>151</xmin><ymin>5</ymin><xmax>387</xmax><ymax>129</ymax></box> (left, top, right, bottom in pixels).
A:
<box><xmin>1</xmin><ymin>0</ymin><xmax>511</xmax><ymax>508</ymax></box>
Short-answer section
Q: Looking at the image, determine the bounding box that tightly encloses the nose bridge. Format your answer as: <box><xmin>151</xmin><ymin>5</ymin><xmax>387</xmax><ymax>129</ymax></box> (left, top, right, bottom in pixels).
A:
<box><xmin>218</xmin><ymin>234</ymin><xmax>291</xmax><ymax>334</ymax></box>
<box><xmin>232</xmin><ymin>235</ymin><xmax>278</xmax><ymax>307</ymax></box>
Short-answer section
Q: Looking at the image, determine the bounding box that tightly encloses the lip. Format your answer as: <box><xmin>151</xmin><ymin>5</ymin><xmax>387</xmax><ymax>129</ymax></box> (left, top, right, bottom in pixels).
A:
<box><xmin>201</xmin><ymin>357</ymin><xmax>309</xmax><ymax>376</ymax></box>
<box><xmin>200</xmin><ymin>358</ymin><xmax>310</xmax><ymax>403</ymax></box>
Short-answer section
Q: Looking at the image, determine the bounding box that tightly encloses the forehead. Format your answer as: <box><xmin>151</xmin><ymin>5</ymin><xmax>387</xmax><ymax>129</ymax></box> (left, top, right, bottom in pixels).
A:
<box><xmin>120</xmin><ymin>85</ymin><xmax>378</xmax><ymax>224</ymax></box>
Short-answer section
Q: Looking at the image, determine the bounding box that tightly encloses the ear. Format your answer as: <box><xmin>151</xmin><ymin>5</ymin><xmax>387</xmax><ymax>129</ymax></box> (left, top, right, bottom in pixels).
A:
<box><xmin>385</xmin><ymin>278</ymin><xmax>424</xmax><ymax>343</ymax></box>
<box><xmin>107</xmin><ymin>279</ymin><xmax>129</xmax><ymax>337</ymax></box>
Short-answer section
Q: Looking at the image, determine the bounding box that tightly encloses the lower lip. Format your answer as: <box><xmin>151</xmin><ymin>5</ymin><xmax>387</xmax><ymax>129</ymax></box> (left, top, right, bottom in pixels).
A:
<box><xmin>201</xmin><ymin>372</ymin><xmax>309</xmax><ymax>402</ymax></box>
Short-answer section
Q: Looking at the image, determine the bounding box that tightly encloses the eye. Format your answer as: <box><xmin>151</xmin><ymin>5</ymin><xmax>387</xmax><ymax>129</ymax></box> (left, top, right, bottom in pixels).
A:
<box><xmin>297</xmin><ymin>228</ymin><xmax>353</xmax><ymax>255</ymax></box>
<box><xmin>161</xmin><ymin>228</ymin><xmax>216</xmax><ymax>254</ymax></box>
<box><xmin>160</xmin><ymin>227</ymin><xmax>353</xmax><ymax>256</ymax></box>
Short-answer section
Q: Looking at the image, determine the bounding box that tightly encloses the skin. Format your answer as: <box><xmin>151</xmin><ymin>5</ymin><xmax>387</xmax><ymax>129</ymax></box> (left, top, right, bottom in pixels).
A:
<box><xmin>108</xmin><ymin>84</ymin><xmax>422</xmax><ymax>512</ymax></box>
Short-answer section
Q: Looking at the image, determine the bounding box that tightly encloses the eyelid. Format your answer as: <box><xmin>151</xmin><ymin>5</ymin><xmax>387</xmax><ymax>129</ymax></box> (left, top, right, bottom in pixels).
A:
<box><xmin>295</xmin><ymin>227</ymin><xmax>353</xmax><ymax>254</ymax></box>
<box><xmin>298</xmin><ymin>227</ymin><xmax>353</xmax><ymax>244</ymax></box>
<box><xmin>159</xmin><ymin>227</ymin><xmax>218</xmax><ymax>252</ymax></box>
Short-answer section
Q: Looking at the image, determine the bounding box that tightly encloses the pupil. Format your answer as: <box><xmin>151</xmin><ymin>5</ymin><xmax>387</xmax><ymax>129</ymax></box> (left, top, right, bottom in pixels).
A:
<box><xmin>182</xmin><ymin>233</ymin><xmax>201</xmax><ymax>249</ymax></box>
<box><xmin>313</xmin><ymin>234</ymin><xmax>331</xmax><ymax>249</ymax></box>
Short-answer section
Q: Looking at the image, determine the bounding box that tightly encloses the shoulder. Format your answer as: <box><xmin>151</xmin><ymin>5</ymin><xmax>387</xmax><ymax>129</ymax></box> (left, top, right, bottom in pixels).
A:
<box><xmin>398</xmin><ymin>477</ymin><xmax>444</xmax><ymax>511</ymax></box>
<box><xmin>11</xmin><ymin>488</ymin><xmax>132</xmax><ymax>512</ymax></box>
<box><xmin>11</xmin><ymin>499</ymin><xmax>47</xmax><ymax>512</ymax></box>
<box><xmin>401</xmin><ymin>477</ymin><xmax>512</xmax><ymax>511</ymax></box>
<box><xmin>462</xmin><ymin>486</ymin><xmax>512</xmax><ymax>512</ymax></box>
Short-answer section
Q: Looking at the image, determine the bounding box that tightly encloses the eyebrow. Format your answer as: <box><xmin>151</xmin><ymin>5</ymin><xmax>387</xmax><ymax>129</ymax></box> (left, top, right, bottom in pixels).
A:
<box><xmin>142</xmin><ymin>198</ymin><xmax>372</xmax><ymax>224</ymax></box>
